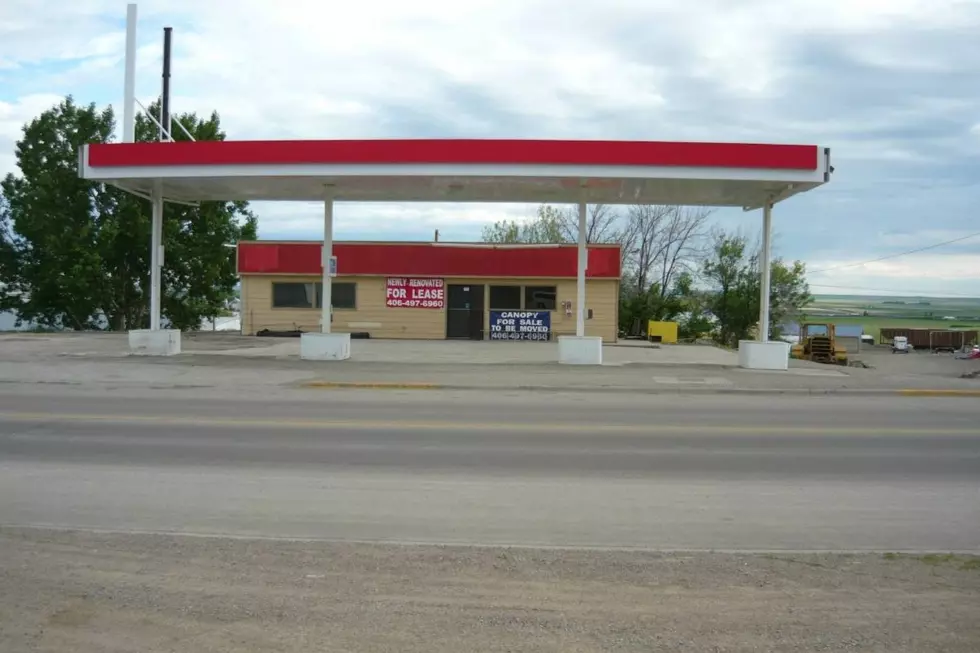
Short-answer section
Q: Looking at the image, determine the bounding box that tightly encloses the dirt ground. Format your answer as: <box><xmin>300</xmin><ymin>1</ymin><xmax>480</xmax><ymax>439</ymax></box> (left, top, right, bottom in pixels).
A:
<box><xmin>1</xmin><ymin>528</ymin><xmax>978</xmax><ymax>653</ymax></box>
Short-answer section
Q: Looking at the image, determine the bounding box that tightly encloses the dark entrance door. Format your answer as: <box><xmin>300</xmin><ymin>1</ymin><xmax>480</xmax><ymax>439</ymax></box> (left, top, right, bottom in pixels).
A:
<box><xmin>446</xmin><ymin>284</ymin><xmax>484</xmax><ymax>340</ymax></box>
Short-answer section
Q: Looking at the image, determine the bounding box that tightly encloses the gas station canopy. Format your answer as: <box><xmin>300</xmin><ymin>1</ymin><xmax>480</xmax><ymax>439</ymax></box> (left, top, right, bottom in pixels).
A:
<box><xmin>80</xmin><ymin>138</ymin><xmax>831</xmax><ymax>209</ymax></box>
<box><xmin>79</xmin><ymin>5</ymin><xmax>836</xmax><ymax>368</ymax></box>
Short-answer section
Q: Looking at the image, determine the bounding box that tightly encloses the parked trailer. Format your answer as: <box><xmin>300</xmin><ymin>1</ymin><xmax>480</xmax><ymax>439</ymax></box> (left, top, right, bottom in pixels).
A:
<box><xmin>927</xmin><ymin>329</ymin><xmax>978</xmax><ymax>352</ymax></box>
<box><xmin>879</xmin><ymin>328</ymin><xmax>978</xmax><ymax>352</ymax></box>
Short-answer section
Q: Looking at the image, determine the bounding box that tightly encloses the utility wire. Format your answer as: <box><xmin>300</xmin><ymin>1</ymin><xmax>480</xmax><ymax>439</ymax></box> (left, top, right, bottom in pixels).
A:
<box><xmin>809</xmin><ymin>230</ymin><xmax>980</xmax><ymax>275</ymax></box>
<box><xmin>808</xmin><ymin>283</ymin><xmax>979</xmax><ymax>298</ymax></box>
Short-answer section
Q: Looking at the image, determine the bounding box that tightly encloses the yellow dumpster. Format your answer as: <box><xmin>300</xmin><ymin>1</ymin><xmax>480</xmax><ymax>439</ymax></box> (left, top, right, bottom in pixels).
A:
<box><xmin>647</xmin><ymin>320</ymin><xmax>678</xmax><ymax>344</ymax></box>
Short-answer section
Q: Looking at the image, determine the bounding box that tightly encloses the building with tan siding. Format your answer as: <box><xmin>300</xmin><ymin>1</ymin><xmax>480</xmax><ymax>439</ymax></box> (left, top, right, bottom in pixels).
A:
<box><xmin>237</xmin><ymin>241</ymin><xmax>621</xmax><ymax>342</ymax></box>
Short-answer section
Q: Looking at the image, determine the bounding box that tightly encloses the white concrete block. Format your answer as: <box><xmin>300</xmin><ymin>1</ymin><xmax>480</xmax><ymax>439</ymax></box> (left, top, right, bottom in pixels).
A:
<box><xmin>300</xmin><ymin>332</ymin><xmax>351</xmax><ymax>361</ymax></box>
<box><xmin>558</xmin><ymin>336</ymin><xmax>603</xmax><ymax>365</ymax></box>
<box><xmin>738</xmin><ymin>340</ymin><xmax>790</xmax><ymax>370</ymax></box>
<box><xmin>128</xmin><ymin>329</ymin><xmax>181</xmax><ymax>356</ymax></box>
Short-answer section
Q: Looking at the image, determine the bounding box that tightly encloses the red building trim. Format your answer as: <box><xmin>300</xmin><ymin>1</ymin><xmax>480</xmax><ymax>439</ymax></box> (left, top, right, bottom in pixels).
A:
<box><xmin>88</xmin><ymin>139</ymin><xmax>819</xmax><ymax>171</ymax></box>
<box><xmin>237</xmin><ymin>242</ymin><xmax>621</xmax><ymax>279</ymax></box>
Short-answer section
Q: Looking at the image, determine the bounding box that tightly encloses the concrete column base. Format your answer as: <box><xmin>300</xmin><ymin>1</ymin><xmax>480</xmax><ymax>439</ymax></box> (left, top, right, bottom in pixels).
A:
<box><xmin>738</xmin><ymin>340</ymin><xmax>789</xmax><ymax>370</ymax></box>
<box><xmin>128</xmin><ymin>329</ymin><xmax>181</xmax><ymax>356</ymax></box>
<box><xmin>300</xmin><ymin>332</ymin><xmax>351</xmax><ymax>361</ymax></box>
<box><xmin>558</xmin><ymin>335</ymin><xmax>603</xmax><ymax>365</ymax></box>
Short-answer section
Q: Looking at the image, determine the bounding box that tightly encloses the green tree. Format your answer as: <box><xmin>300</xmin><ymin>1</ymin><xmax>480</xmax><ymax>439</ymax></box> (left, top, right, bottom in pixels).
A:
<box><xmin>0</xmin><ymin>97</ymin><xmax>114</xmax><ymax>328</ymax></box>
<box><xmin>702</xmin><ymin>232</ymin><xmax>760</xmax><ymax>347</ymax></box>
<box><xmin>769</xmin><ymin>259</ymin><xmax>812</xmax><ymax>337</ymax></box>
<box><xmin>618</xmin><ymin>271</ymin><xmax>694</xmax><ymax>335</ymax></box>
<box><xmin>701</xmin><ymin>231</ymin><xmax>811</xmax><ymax>346</ymax></box>
<box><xmin>131</xmin><ymin>102</ymin><xmax>257</xmax><ymax>330</ymax></box>
<box><xmin>0</xmin><ymin>96</ymin><xmax>256</xmax><ymax>331</ymax></box>
<box><xmin>481</xmin><ymin>205</ymin><xmax>568</xmax><ymax>243</ymax></box>
<box><xmin>481</xmin><ymin>203</ymin><xmax>626</xmax><ymax>245</ymax></box>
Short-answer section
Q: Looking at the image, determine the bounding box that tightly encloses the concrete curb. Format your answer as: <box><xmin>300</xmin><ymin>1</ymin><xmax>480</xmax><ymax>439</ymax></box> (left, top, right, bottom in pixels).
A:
<box><xmin>296</xmin><ymin>382</ymin><xmax>980</xmax><ymax>397</ymax></box>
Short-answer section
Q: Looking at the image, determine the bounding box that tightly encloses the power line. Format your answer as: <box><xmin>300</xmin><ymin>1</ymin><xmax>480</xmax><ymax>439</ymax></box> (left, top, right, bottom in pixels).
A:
<box><xmin>808</xmin><ymin>283</ymin><xmax>979</xmax><ymax>298</ymax></box>
<box><xmin>809</xmin><ymin>230</ymin><xmax>980</xmax><ymax>275</ymax></box>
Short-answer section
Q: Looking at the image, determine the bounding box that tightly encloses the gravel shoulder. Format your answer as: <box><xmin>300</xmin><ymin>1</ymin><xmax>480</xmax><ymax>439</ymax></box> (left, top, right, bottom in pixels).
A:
<box><xmin>2</xmin><ymin>527</ymin><xmax>978</xmax><ymax>653</ymax></box>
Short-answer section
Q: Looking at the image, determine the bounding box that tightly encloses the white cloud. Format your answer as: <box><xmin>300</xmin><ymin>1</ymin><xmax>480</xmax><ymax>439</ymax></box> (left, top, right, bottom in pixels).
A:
<box><xmin>0</xmin><ymin>93</ymin><xmax>68</xmax><ymax>177</ymax></box>
<box><xmin>807</xmin><ymin>253</ymin><xmax>980</xmax><ymax>297</ymax></box>
<box><xmin>812</xmin><ymin>254</ymin><xmax>980</xmax><ymax>281</ymax></box>
<box><xmin>258</xmin><ymin>202</ymin><xmax>541</xmax><ymax>241</ymax></box>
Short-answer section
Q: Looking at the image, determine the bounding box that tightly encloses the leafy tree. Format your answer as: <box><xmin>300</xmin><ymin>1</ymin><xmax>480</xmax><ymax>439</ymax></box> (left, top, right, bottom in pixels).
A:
<box><xmin>701</xmin><ymin>232</ymin><xmax>760</xmax><ymax>347</ymax></box>
<box><xmin>481</xmin><ymin>203</ymin><xmax>625</xmax><ymax>245</ymax></box>
<box><xmin>769</xmin><ymin>259</ymin><xmax>812</xmax><ymax>337</ymax></box>
<box><xmin>481</xmin><ymin>205</ymin><xmax>569</xmax><ymax>244</ymax></box>
<box><xmin>131</xmin><ymin>103</ymin><xmax>257</xmax><ymax>330</ymax></box>
<box><xmin>618</xmin><ymin>271</ymin><xmax>694</xmax><ymax>334</ymax></box>
<box><xmin>0</xmin><ymin>96</ymin><xmax>256</xmax><ymax>331</ymax></box>
<box><xmin>0</xmin><ymin>97</ymin><xmax>114</xmax><ymax>329</ymax></box>
<box><xmin>701</xmin><ymin>230</ymin><xmax>810</xmax><ymax>346</ymax></box>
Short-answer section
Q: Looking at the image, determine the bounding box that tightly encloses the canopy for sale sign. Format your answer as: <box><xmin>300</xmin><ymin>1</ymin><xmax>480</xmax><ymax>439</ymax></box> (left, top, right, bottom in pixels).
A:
<box><xmin>489</xmin><ymin>311</ymin><xmax>551</xmax><ymax>341</ymax></box>
<box><xmin>386</xmin><ymin>278</ymin><xmax>445</xmax><ymax>308</ymax></box>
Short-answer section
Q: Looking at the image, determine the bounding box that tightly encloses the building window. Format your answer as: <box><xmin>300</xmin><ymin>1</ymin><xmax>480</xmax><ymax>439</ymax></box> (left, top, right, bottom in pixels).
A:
<box><xmin>316</xmin><ymin>282</ymin><xmax>357</xmax><ymax>309</ymax></box>
<box><xmin>489</xmin><ymin>285</ymin><xmax>522</xmax><ymax>310</ymax></box>
<box><xmin>272</xmin><ymin>282</ymin><xmax>315</xmax><ymax>308</ymax></box>
<box><xmin>525</xmin><ymin>286</ymin><xmax>557</xmax><ymax>310</ymax></box>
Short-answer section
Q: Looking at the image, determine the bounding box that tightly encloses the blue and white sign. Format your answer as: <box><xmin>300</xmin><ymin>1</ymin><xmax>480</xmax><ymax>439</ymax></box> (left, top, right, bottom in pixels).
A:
<box><xmin>489</xmin><ymin>311</ymin><xmax>551</xmax><ymax>341</ymax></box>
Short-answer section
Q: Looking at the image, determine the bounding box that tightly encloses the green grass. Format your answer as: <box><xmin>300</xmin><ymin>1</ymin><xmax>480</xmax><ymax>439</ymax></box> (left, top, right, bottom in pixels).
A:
<box><xmin>881</xmin><ymin>553</ymin><xmax>980</xmax><ymax>571</ymax></box>
<box><xmin>802</xmin><ymin>295</ymin><xmax>980</xmax><ymax>340</ymax></box>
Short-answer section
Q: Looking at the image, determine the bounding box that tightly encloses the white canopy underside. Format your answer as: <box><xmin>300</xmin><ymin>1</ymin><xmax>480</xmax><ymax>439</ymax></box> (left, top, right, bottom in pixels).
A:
<box><xmin>88</xmin><ymin>164</ymin><xmax>825</xmax><ymax>209</ymax></box>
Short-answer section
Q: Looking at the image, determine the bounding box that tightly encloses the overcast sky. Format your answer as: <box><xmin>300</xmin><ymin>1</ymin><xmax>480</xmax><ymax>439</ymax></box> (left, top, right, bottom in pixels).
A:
<box><xmin>1</xmin><ymin>0</ymin><xmax>978</xmax><ymax>296</ymax></box>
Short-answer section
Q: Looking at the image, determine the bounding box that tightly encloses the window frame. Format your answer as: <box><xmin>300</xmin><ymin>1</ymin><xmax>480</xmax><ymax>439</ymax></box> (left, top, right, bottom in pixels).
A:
<box><xmin>271</xmin><ymin>281</ymin><xmax>316</xmax><ymax>309</ymax></box>
<box><xmin>318</xmin><ymin>281</ymin><xmax>357</xmax><ymax>310</ymax></box>
<box><xmin>271</xmin><ymin>280</ymin><xmax>357</xmax><ymax>310</ymax></box>
<box><xmin>524</xmin><ymin>285</ymin><xmax>558</xmax><ymax>311</ymax></box>
<box><xmin>488</xmin><ymin>284</ymin><xmax>524</xmax><ymax>311</ymax></box>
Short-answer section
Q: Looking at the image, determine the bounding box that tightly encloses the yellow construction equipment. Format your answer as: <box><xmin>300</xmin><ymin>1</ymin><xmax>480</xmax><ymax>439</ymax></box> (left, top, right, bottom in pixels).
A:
<box><xmin>790</xmin><ymin>323</ymin><xmax>849</xmax><ymax>366</ymax></box>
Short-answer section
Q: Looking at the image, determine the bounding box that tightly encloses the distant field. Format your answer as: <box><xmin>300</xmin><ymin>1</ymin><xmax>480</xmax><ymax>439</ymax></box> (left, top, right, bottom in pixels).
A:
<box><xmin>802</xmin><ymin>294</ymin><xmax>980</xmax><ymax>340</ymax></box>
<box><xmin>816</xmin><ymin>316</ymin><xmax>980</xmax><ymax>340</ymax></box>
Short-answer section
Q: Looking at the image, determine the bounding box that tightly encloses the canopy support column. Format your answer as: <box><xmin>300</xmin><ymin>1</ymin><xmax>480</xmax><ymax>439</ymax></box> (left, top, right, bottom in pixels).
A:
<box><xmin>150</xmin><ymin>182</ymin><xmax>163</xmax><ymax>331</ymax></box>
<box><xmin>737</xmin><ymin>198</ymin><xmax>786</xmax><ymax>370</ymax></box>
<box><xmin>558</xmin><ymin>201</ymin><xmax>602</xmax><ymax>364</ymax></box>
<box><xmin>126</xmin><ymin>180</ymin><xmax>181</xmax><ymax>356</ymax></box>
<box><xmin>300</xmin><ymin>192</ymin><xmax>351</xmax><ymax>360</ymax></box>
<box><xmin>757</xmin><ymin>199</ymin><xmax>773</xmax><ymax>343</ymax></box>
<box><xmin>576</xmin><ymin>201</ymin><xmax>587</xmax><ymax>338</ymax></box>
<box><xmin>320</xmin><ymin>197</ymin><xmax>333</xmax><ymax>335</ymax></box>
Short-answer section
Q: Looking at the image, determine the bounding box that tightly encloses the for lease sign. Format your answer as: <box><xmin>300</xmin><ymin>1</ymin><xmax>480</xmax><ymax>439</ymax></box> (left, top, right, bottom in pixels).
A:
<box><xmin>386</xmin><ymin>278</ymin><xmax>445</xmax><ymax>309</ymax></box>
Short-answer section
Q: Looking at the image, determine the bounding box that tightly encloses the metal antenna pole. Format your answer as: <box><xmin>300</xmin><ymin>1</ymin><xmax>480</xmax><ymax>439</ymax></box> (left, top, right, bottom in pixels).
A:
<box><xmin>161</xmin><ymin>27</ymin><xmax>172</xmax><ymax>141</ymax></box>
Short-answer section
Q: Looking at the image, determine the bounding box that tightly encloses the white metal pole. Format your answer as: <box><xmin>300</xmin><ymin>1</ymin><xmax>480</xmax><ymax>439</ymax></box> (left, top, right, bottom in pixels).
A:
<box><xmin>321</xmin><ymin>197</ymin><xmax>334</xmax><ymax>334</ymax></box>
<box><xmin>758</xmin><ymin>200</ymin><xmax>773</xmax><ymax>343</ymax></box>
<box><xmin>123</xmin><ymin>4</ymin><xmax>137</xmax><ymax>143</ymax></box>
<box><xmin>576</xmin><ymin>202</ymin><xmax>587</xmax><ymax>337</ymax></box>
<box><xmin>149</xmin><ymin>182</ymin><xmax>163</xmax><ymax>330</ymax></box>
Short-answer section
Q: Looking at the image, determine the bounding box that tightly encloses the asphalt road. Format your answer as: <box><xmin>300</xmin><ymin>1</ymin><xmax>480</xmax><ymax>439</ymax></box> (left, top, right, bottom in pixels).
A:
<box><xmin>1</xmin><ymin>388</ymin><xmax>977</xmax><ymax>551</ymax></box>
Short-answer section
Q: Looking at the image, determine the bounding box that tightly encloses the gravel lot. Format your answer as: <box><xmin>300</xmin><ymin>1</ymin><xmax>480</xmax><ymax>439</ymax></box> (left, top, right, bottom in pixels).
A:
<box><xmin>2</xmin><ymin>527</ymin><xmax>978</xmax><ymax>653</ymax></box>
<box><xmin>854</xmin><ymin>345</ymin><xmax>979</xmax><ymax>378</ymax></box>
